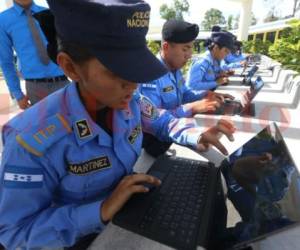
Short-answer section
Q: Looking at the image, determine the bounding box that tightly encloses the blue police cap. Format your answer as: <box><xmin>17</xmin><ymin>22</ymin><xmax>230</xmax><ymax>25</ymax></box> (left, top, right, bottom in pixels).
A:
<box><xmin>211</xmin><ymin>32</ymin><xmax>234</xmax><ymax>51</ymax></box>
<box><xmin>162</xmin><ymin>19</ymin><xmax>199</xmax><ymax>43</ymax></box>
<box><xmin>46</xmin><ymin>0</ymin><xmax>167</xmax><ymax>83</ymax></box>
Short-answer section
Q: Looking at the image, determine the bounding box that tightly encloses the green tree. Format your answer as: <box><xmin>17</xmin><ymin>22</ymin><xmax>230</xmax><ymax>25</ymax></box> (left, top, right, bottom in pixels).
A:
<box><xmin>159</xmin><ymin>0</ymin><xmax>189</xmax><ymax>21</ymax></box>
<box><xmin>233</xmin><ymin>12</ymin><xmax>257</xmax><ymax>29</ymax></box>
<box><xmin>201</xmin><ymin>8</ymin><xmax>226</xmax><ymax>31</ymax></box>
<box><xmin>227</xmin><ymin>15</ymin><xmax>234</xmax><ymax>30</ymax></box>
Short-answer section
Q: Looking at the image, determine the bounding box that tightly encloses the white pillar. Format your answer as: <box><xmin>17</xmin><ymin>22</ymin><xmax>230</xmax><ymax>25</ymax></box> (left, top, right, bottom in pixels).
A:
<box><xmin>237</xmin><ymin>0</ymin><xmax>253</xmax><ymax>41</ymax></box>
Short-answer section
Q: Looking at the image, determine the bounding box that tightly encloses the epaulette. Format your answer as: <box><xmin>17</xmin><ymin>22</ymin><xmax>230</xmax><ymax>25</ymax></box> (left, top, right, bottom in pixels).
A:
<box><xmin>16</xmin><ymin>113</ymin><xmax>72</xmax><ymax>156</ymax></box>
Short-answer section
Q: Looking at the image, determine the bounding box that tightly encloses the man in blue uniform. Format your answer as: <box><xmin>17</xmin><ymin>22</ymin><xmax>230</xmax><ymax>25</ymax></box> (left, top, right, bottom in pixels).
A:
<box><xmin>0</xmin><ymin>0</ymin><xmax>236</xmax><ymax>249</ymax></box>
<box><xmin>140</xmin><ymin>20</ymin><xmax>233</xmax><ymax>157</ymax></box>
<box><xmin>0</xmin><ymin>0</ymin><xmax>69</xmax><ymax>109</ymax></box>
<box><xmin>187</xmin><ymin>32</ymin><xmax>235</xmax><ymax>91</ymax></box>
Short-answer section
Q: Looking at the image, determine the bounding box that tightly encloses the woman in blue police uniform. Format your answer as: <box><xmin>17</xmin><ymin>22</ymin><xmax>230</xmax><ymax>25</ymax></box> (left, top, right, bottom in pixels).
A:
<box><xmin>0</xmin><ymin>0</ymin><xmax>235</xmax><ymax>249</ymax></box>
<box><xmin>186</xmin><ymin>32</ymin><xmax>235</xmax><ymax>91</ymax></box>
<box><xmin>222</xmin><ymin>40</ymin><xmax>247</xmax><ymax>71</ymax></box>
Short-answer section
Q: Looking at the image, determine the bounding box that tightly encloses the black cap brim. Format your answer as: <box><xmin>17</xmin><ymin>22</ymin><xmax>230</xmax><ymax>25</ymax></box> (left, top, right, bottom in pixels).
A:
<box><xmin>90</xmin><ymin>46</ymin><xmax>167</xmax><ymax>83</ymax></box>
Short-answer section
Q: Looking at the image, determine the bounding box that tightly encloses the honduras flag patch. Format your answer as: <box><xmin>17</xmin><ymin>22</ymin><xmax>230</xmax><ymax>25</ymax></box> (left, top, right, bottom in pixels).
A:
<box><xmin>3</xmin><ymin>165</ymin><xmax>43</xmax><ymax>189</ymax></box>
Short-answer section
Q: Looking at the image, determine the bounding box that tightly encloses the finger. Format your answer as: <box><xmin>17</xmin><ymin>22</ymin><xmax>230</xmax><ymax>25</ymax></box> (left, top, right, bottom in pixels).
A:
<box><xmin>206</xmin><ymin>105</ymin><xmax>217</xmax><ymax>112</ymax></box>
<box><xmin>208</xmin><ymin>100</ymin><xmax>221</xmax><ymax>108</ymax></box>
<box><xmin>209</xmin><ymin>137</ymin><xmax>228</xmax><ymax>155</ymax></box>
<box><xmin>197</xmin><ymin>143</ymin><xmax>206</xmax><ymax>151</ymax></box>
<box><xmin>224</xmin><ymin>94</ymin><xmax>235</xmax><ymax>100</ymax></box>
<box><xmin>196</xmin><ymin>143</ymin><xmax>209</xmax><ymax>152</ymax></box>
<box><xmin>216</xmin><ymin>94</ymin><xmax>225</xmax><ymax>103</ymax></box>
<box><xmin>127</xmin><ymin>173</ymin><xmax>161</xmax><ymax>187</ymax></box>
<box><xmin>217</xmin><ymin>123</ymin><xmax>235</xmax><ymax>142</ymax></box>
<box><xmin>127</xmin><ymin>185</ymin><xmax>150</xmax><ymax>195</ymax></box>
<box><xmin>218</xmin><ymin>119</ymin><xmax>236</xmax><ymax>132</ymax></box>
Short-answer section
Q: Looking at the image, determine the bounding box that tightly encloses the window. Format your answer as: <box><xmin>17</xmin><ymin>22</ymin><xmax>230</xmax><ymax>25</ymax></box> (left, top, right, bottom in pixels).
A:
<box><xmin>267</xmin><ymin>32</ymin><xmax>276</xmax><ymax>43</ymax></box>
<box><xmin>256</xmin><ymin>33</ymin><xmax>264</xmax><ymax>40</ymax></box>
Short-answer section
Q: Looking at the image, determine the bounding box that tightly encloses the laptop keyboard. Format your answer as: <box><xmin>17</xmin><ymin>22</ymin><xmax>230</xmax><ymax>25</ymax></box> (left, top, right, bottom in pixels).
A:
<box><xmin>139</xmin><ymin>159</ymin><xmax>211</xmax><ymax>247</ymax></box>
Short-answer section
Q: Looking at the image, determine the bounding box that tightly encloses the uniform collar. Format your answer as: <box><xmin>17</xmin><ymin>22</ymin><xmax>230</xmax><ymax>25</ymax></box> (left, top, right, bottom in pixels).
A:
<box><xmin>65</xmin><ymin>82</ymin><xmax>134</xmax><ymax>147</ymax></box>
<box><xmin>65</xmin><ymin>82</ymin><xmax>103</xmax><ymax>146</ymax></box>
<box><xmin>157</xmin><ymin>53</ymin><xmax>182</xmax><ymax>82</ymax></box>
<box><xmin>122</xmin><ymin>108</ymin><xmax>134</xmax><ymax>120</ymax></box>
<box><xmin>13</xmin><ymin>1</ymin><xmax>40</xmax><ymax>15</ymax></box>
<box><xmin>203</xmin><ymin>50</ymin><xmax>214</xmax><ymax>65</ymax></box>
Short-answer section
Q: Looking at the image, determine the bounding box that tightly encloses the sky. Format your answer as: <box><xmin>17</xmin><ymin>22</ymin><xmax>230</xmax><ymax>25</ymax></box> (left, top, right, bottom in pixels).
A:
<box><xmin>0</xmin><ymin>0</ymin><xmax>296</xmax><ymax>28</ymax></box>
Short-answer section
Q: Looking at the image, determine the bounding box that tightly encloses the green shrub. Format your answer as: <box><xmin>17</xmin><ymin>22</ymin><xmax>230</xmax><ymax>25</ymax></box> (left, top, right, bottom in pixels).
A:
<box><xmin>147</xmin><ymin>40</ymin><xmax>160</xmax><ymax>55</ymax></box>
<box><xmin>268</xmin><ymin>19</ymin><xmax>300</xmax><ymax>73</ymax></box>
<box><xmin>243</xmin><ymin>39</ymin><xmax>272</xmax><ymax>56</ymax></box>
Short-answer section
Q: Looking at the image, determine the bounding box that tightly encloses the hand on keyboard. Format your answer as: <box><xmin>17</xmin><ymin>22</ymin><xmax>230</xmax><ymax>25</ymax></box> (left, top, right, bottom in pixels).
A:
<box><xmin>101</xmin><ymin>173</ymin><xmax>161</xmax><ymax>222</ymax></box>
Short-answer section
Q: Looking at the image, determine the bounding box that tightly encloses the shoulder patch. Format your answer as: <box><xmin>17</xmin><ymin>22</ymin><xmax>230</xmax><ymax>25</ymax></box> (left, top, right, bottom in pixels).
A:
<box><xmin>16</xmin><ymin>113</ymin><xmax>72</xmax><ymax>156</ymax></box>
<box><xmin>140</xmin><ymin>96</ymin><xmax>159</xmax><ymax>120</ymax></box>
<box><xmin>3</xmin><ymin>165</ymin><xmax>44</xmax><ymax>189</ymax></box>
<box><xmin>162</xmin><ymin>85</ymin><xmax>174</xmax><ymax>93</ymax></box>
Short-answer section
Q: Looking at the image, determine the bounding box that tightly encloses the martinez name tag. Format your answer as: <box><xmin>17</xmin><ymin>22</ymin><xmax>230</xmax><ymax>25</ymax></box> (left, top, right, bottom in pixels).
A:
<box><xmin>68</xmin><ymin>156</ymin><xmax>111</xmax><ymax>175</ymax></box>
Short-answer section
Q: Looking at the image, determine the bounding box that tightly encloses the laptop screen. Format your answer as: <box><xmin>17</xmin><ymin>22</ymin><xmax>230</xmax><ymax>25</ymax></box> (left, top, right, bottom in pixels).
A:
<box><xmin>242</xmin><ymin>65</ymin><xmax>258</xmax><ymax>82</ymax></box>
<box><xmin>240</xmin><ymin>76</ymin><xmax>264</xmax><ymax>107</ymax></box>
<box><xmin>221</xmin><ymin>123</ymin><xmax>300</xmax><ymax>249</ymax></box>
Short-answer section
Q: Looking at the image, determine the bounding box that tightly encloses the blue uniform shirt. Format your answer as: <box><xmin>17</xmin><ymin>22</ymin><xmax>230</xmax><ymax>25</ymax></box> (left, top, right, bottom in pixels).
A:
<box><xmin>139</xmin><ymin>55</ymin><xmax>207</xmax><ymax>118</ymax></box>
<box><xmin>186</xmin><ymin>50</ymin><xmax>222</xmax><ymax>91</ymax></box>
<box><xmin>0</xmin><ymin>82</ymin><xmax>204</xmax><ymax>249</ymax></box>
<box><xmin>0</xmin><ymin>2</ymin><xmax>64</xmax><ymax>100</ymax></box>
<box><xmin>222</xmin><ymin>53</ymin><xmax>246</xmax><ymax>70</ymax></box>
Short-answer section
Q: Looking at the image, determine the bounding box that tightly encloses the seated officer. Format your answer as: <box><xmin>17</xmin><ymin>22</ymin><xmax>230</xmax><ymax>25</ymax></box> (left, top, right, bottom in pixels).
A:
<box><xmin>187</xmin><ymin>32</ymin><xmax>235</xmax><ymax>91</ymax></box>
<box><xmin>222</xmin><ymin>40</ymin><xmax>247</xmax><ymax>70</ymax></box>
<box><xmin>0</xmin><ymin>0</ymin><xmax>236</xmax><ymax>249</ymax></box>
<box><xmin>140</xmin><ymin>20</ymin><xmax>232</xmax><ymax>157</ymax></box>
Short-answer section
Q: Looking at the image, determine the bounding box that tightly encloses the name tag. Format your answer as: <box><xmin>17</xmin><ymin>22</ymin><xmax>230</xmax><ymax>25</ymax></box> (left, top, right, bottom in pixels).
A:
<box><xmin>68</xmin><ymin>156</ymin><xmax>111</xmax><ymax>175</ymax></box>
<box><xmin>128</xmin><ymin>124</ymin><xmax>142</xmax><ymax>144</ymax></box>
<box><xmin>163</xmin><ymin>86</ymin><xmax>174</xmax><ymax>92</ymax></box>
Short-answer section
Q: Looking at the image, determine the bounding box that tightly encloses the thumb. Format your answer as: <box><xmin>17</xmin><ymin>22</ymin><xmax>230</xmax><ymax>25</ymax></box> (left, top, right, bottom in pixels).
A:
<box><xmin>196</xmin><ymin>143</ymin><xmax>209</xmax><ymax>152</ymax></box>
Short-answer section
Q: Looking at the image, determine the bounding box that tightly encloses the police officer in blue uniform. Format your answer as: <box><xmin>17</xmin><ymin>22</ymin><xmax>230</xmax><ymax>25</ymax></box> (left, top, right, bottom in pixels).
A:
<box><xmin>222</xmin><ymin>40</ymin><xmax>247</xmax><ymax>71</ymax></box>
<box><xmin>187</xmin><ymin>32</ymin><xmax>235</xmax><ymax>91</ymax></box>
<box><xmin>0</xmin><ymin>0</ymin><xmax>236</xmax><ymax>249</ymax></box>
<box><xmin>140</xmin><ymin>20</ymin><xmax>232</xmax><ymax>157</ymax></box>
<box><xmin>140</xmin><ymin>20</ymin><xmax>225</xmax><ymax>118</ymax></box>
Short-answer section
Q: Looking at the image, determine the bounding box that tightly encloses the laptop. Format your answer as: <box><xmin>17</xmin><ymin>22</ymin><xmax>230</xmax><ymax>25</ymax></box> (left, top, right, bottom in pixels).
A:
<box><xmin>242</xmin><ymin>65</ymin><xmax>259</xmax><ymax>84</ymax></box>
<box><xmin>213</xmin><ymin>76</ymin><xmax>264</xmax><ymax>116</ymax></box>
<box><xmin>228</xmin><ymin>65</ymin><xmax>258</xmax><ymax>86</ymax></box>
<box><xmin>113</xmin><ymin>123</ymin><xmax>300</xmax><ymax>250</ymax></box>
